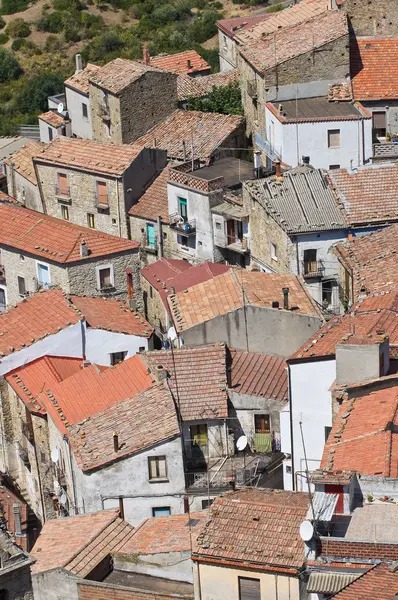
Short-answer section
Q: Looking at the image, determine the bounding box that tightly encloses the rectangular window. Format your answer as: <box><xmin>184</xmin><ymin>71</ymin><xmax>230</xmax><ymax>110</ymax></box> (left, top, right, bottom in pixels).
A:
<box><xmin>190</xmin><ymin>424</ymin><xmax>208</xmax><ymax>447</ymax></box>
<box><xmin>87</xmin><ymin>213</ymin><xmax>95</xmax><ymax>229</ymax></box>
<box><xmin>96</xmin><ymin>181</ymin><xmax>108</xmax><ymax>207</ymax></box>
<box><xmin>110</xmin><ymin>351</ymin><xmax>127</xmax><ymax>366</ymax></box>
<box><xmin>57</xmin><ymin>173</ymin><xmax>69</xmax><ymax>196</ymax></box>
<box><xmin>82</xmin><ymin>102</ymin><xmax>88</xmax><ymax>118</ymax></box>
<box><xmin>325</xmin><ymin>426</ymin><xmax>332</xmax><ymax>442</ymax></box>
<box><xmin>37</xmin><ymin>263</ymin><xmax>50</xmax><ymax>288</ymax></box>
<box><xmin>152</xmin><ymin>507</ymin><xmax>171</xmax><ymax>517</ymax></box>
<box><xmin>13</xmin><ymin>503</ymin><xmax>21</xmax><ymax>536</ymax></box>
<box><xmin>180</xmin><ymin>235</ymin><xmax>188</xmax><ymax>247</ymax></box>
<box><xmin>104</xmin><ymin>121</ymin><xmax>111</xmax><ymax>138</ymax></box>
<box><xmin>328</xmin><ymin>129</ymin><xmax>340</xmax><ymax>148</ymax></box>
<box><xmin>148</xmin><ymin>456</ymin><xmax>168</xmax><ymax>481</ymax></box>
<box><xmin>329</xmin><ymin>164</ymin><xmax>340</xmax><ymax>170</ymax></box>
<box><xmin>202</xmin><ymin>499</ymin><xmax>213</xmax><ymax>509</ymax></box>
<box><xmin>178</xmin><ymin>197</ymin><xmax>188</xmax><ymax>222</ymax></box>
<box><xmin>61</xmin><ymin>204</ymin><xmax>69</xmax><ymax>220</ymax></box>
<box><xmin>239</xmin><ymin>577</ymin><xmax>261</xmax><ymax>600</ymax></box>
<box><xmin>149</xmin><ymin>285</ymin><xmax>153</xmax><ymax>299</ymax></box>
<box><xmin>270</xmin><ymin>242</ymin><xmax>277</xmax><ymax>260</ymax></box>
<box><xmin>18</xmin><ymin>276</ymin><xmax>26</xmax><ymax>296</ymax></box>
<box><xmin>322</xmin><ymin>280</ymin><xmax>334</xmax><ymax>308</ymax></box>
<box><xmin>304</xmin><ymin>248</ymin><xmax>317</xmax><ymax>275</ymax></box>
<box><xmin>372</xmin><ymin>111</ymin><xmax>386</xmax><ymax>137</ymax></box>
<box><xmin>146</xmin><ymin>223</ymin><xmax>156</xmax><ymax>248</ymax></box>
<box><xmin>254</xmin><ymin>414</ymin><xmax>270</xmax><ymax>433</ymax></box>
<box><xmin>98</xmin><ymin>266</ymin><xmax>113</xmax><ymax>290</ymax></box>
<box><xmin>48</xmin><ymin>127</ymin><xmax>53</xmax><ymax>141</ymax></box>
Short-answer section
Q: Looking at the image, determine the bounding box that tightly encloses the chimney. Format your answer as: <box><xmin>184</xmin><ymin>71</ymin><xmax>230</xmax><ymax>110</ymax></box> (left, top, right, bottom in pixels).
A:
<box><xmin>274</xmin><ymin>159</ymin><xmax>281</xmax><ymax>178</ymax></box>
<box><xmin>272</xmin><ymin>300</ymin><xmax>279</xmax><ymax>309</ymax></box>
<box><xmin>156</xmin><ymin>364</ymin><xmax>168</xmax><ymax>381</ymax></box>
<box><xmin>253</xmin><ymin>151</ymin><xmax>261</xmax><ymax>179</ymax></box>
<box><xmin>170</xmin><ymin>286</ymin><xmax>176</xmax><ymax>295</ymax></box>
<box><xmin>113</xmin><ymin>432</ymin><xmax>119</xmax><ymax>453</ymax></box>
<box><xmin>80</xmin><ymin>240</ymin><xmax>89</xmax><ymax>258</ymax></box>
<box><xmin>75</xmin><ymin>53</ymin><xmax>83</xmax><ymax>74</ymax></box>
<box><xmin>143</xmin><ymin>48</ymin><xmax>150</xmax><ymax>66</ymax></box>
<box><xmin>282</xmin><ymin>287</ymin><xmax>289</xmax><ymax>310</ymax></box>
<box><xmin>302</xmin><ymin>156</ymin><xmax>310</xmax><ymax>165</ymax></box>
<box><xmin>187</xmin><ymin>59</ymin><xmax>192</xmax><ymax>69</ymax></box>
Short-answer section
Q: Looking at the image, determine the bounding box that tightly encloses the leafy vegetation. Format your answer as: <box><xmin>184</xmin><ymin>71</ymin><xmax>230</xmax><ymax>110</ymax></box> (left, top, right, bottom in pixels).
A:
<box><xmin>0</xmin><ymin>0</ymin><xmax>36</xmax><ymax>15</ymax></box>
<box><xmin>0</xmin><ymin>33</ymin><xmax>9</xmax><ymax>44</ymax></box>
<box><xmin>5</xmin><ymin>18</ymin><xmax>31</xmax><ymax>38</ymax></box>
<box><xmin>187</xmin><ymin>80</ymin><xmax>243</xmax><ymax>115</ymax></box>
<box><xmin>0</xmin><ymin>47</ymin><xmax>21</xmax><ymax>82</ymax></box>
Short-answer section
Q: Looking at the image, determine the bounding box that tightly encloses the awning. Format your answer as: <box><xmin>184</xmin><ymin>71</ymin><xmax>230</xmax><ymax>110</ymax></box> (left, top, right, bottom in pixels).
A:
<box><xmin>306</xmin><ymin>491</ymin><xmax>338</xmax><ymax>522</ymax></box>
<box><xmin>307</xmin><ymin>571</ymin><xmax>362</xmax><ymax>593</ymax></box>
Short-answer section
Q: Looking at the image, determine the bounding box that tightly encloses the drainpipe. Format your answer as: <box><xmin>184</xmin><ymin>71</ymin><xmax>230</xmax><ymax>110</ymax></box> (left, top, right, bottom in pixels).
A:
<box><xmin>361</xmin><ymin>119</ymin><xmax>366</xmax><ymax>165</ymax></box>
<box><xmin>8</xmin><ymin>162</ymin><xmax>15</xmax><ymax>199</ymax></box>
<box><xmin>157</xmin><ymin>215</ymin><xmax>164</xmax><ymax>258</ymax></box>
<box><xmin>64</xmin><ymin>434</ymin><xmax>78</xmax><ymax>514</ymax></box>
<box><xmin>288</xmin><ymin>364</ymin><xmax>296</xmax><ymax>491</ymax></box>
<box><xmin>32</xmin><ymin>433</ymin><xmax>46</xmax><ymax>523</ymax></box>
<box><xmin>116</xmin><ymin>178</ymin><xmax>122</xmax><ymax>238</ymax></box>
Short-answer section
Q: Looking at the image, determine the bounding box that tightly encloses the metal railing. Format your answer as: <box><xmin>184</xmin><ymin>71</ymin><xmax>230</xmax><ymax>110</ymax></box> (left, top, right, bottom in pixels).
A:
<box><xmin>169</xmin><ymin>214</ymin><xmax>196</xmax><ymax>235</ymax></box>
<box><xmin>302</xmin><ymin>259</ymin><xmax>325</xmax><ymax>278</ymax></box>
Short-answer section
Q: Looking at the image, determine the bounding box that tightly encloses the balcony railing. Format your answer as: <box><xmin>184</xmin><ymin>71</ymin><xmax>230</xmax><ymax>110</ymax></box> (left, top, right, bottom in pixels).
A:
<box><xmin>169</xmin><ymin>214</ymin><xmax>196</xmax><ymax>235</ymax></box>
<box><xmin>302</xmin><ymin>259</ymin><xmax>324</xmax><ymax>278</ymax></box>
<box><xmin>373</xmin><ymin>141</ymin><xmax>398</xmax><ymax>161</ymax></box>
<box><xmin>226</xmin><ymin>236</ymin><xmax>250</xmax><ymax>254</ymax></box>
<box><xmin>254</xmin><ymin>131</ymin><xmax>281</xmax><ymax>162</ymax></box>
<box><xmin>143</xmin><ymin>234</ymin><xmax>158</xmax><ymax>253</ymax></box>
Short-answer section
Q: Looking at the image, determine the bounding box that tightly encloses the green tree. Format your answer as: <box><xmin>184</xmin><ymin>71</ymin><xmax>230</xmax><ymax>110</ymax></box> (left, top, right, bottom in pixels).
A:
<box><xmin>187</xmin><ymin>80</ymin><xmax>243</xmax><ymax>115</ymax></box>
<box><xmin>5</xmin><ymin>17</ymin><xmax>31</xmax><ymax>38</ymax></box>
<box><xmin>37</xmin><ymin>11</ymin><xmax>64</xmax><ymax>32</ymax></box>
<box><xmin>0</xmin><ymin>48</ymin><xmax>21</xmax><ymax>83</ymax></box>
<box><xmin>17</xmin><ymin>71</ymin><xmax>64</xmax><ymax>113</ymax></box>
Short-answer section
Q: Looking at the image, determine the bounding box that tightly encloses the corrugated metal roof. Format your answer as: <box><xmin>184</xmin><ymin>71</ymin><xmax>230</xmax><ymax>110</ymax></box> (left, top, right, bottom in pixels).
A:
<box><xmin>307</xmin><ymin>491</ymin><xmax>338</xmax><ymax>521</ymax></box>
<box><xmin>307</xmin><ymin>571</ymin><xmax>362</xmax><ymax>593</ymax></box>
<box><xmin>245</xmin><ymin>166</ymin><xmax>347</xmax><ymax>234</ymax></box>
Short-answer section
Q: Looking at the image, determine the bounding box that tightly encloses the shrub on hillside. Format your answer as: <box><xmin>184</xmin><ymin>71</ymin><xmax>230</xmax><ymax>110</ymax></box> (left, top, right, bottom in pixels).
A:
<box><xmin>0</xmin><ymin>33</ymin><xmax>9</xmax><ymax>44</ymax></box>
<box><xmin>17</xmin><ymin>71</ymin><xmax>64</xmax><ymax>112</ymax></box>
<box><xmin>0</xmin><ymin>0</ymin><xmax>32</xmax><ymax>14</ymax></box>
<box><xmin>0</xmin><ymin>16</ymin><xmax>5</xmax><ymax>29</ymax></box>
<box><xmin>0</xmin><ymin>47</ymin><xmax>21</xmax><ymax>82</ymax></box>
<box><xmin>37</xmin><ymin>11</ymin><xmax>64</xmax><ymax>32</ymax></box>
<box><xmin>5</xmin><ymin>18</ymin><xmax>31</xmax><ymax>38</ymax></box>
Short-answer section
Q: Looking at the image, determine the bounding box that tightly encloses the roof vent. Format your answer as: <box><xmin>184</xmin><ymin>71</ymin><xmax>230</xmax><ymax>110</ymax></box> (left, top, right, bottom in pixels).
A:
<box><xmin>187</xmin><ymin>59</ymin><xmax>192</xmax><ymax>69</ymax></box>
<box><xmin>272</xmin><ymin>301</ymin><xmax>280</xmax><ymax>309</ymax></box>
<box><xmin>113</xmin><ymin>432</ymin><xmax>119</xmax><ymax>453</ymax></box>
<box><xmin>365</xmin><ymin>43</ymin><xmax>371</xmax><ymax>49</ymax></box>
<box><xmin>80</xmin><ymin>240</ymin><xmax>89</xmax><ymax>258</ymax></box>
<box><xmin>282</xmin><ymin>287</ymin><xmax>289</xmax><ymax>310</ymax></box>
<box><xmin>156</xmin><ymin>364</ymin><xmax>168</xmax><ymax>381</ymax></box>
<box><xmin>75</xmin><ymin>53</ymin><xmax>83</xmax><ymax>74</ymax></box>
<box><xmin>302</xmin><ymin>156</ymin><xmax>310</xmax><ymax>165</ymax></box>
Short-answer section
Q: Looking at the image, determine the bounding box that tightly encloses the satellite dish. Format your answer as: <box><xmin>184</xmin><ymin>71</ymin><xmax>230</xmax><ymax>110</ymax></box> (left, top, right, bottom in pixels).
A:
<box><xmin>57</xmin><ymin>102</ymin><xmax>64</xmax><ymax>114</ymax></box>
<box><xmin>51</xmin><ymin>447</ymin><xmax>59</xmax><ymax>463</ymax></box>
<box><xmin>236</xmin><ymin>435</ymin><xmax>248</xmax><ymax>451</ymax></box>
<box><xmin>168</xmin><ymin>326</ymin><xmax>177</xmax><ymax>342</ymax></box>
<box><xmin>299</xmin><ymin>520</ymin><xmax>314</xmax><ymax>542</ymax></box>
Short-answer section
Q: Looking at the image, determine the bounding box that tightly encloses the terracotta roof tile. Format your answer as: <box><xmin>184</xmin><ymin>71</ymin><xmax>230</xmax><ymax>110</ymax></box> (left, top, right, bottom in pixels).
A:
<box><xmin>121</xmin><ymin>511</ymin><xmax>208</xmax><ymax>555</ymax></box>
<box><xmin>334</xmin><ymin>225</ymin><xmax>398</xmax><ymax>301</ymax></box>
<box><xmin>129</xmin><ymin>166</ymin><xmax>171</xmax><ymax>222</ymax></box>
<box><xmin>35</xmin><ymin>137</ymin><xmax>143</xmax><ymax>176</ymax></box>
<box><xmin>328</xmin><ymin>82</ymin><xmax>352</xmax><ymax>101</ymax></box>
<box><xmin>70</xmin><ymin>296</ymin><xmax>153</xmax><ymax>337</ymax></box>
<box><xmin>332</xmin><ymin>562</ymin><xmax>398</xmax><ymax>599</ymax></box>
<box><xmin>134</xmin><ymin>110</ymin><xmax>244</xmax><ymax>161</ymax></box>
<box><xmin>6</xmin><ymin>355</ymin><xmax>84</xmax><ymax>415</ymax></box>
<box><xmin>88</xmin><ymin>58</ymin><xmax>169</xmax><ymax>95</ymax></box>
<box><xmin>229</xmin><ymin>348</ymin><xmax>288</xmax><ymax>403</ymax></box>
<box><xmin>311</xmin><ymin>469</ymin><xmax>356</xmax><ymax>485</ymax></box>
<box><xmin>0</xmin><ymin>203</ymin><xmax>138</xmax><ymax>263</ymax></box>
<box><xmin>329</xmin><ymin>165</ymin><xmax>398</xmax><ymax>226</ymax></box>
<box><xmin>234</xmin><ymin>0</ymin><xmax>328</xmax><ymax>44</ymax></box>
<box><xmin>168</xmin><ymin>270</ymin><xmax>322</xmax><ymax>332</ymax></box>
<box><xmin>351</xmin><ymin>38</ymin><xmax>398</xmax><ymax>101</ymax></box>
<box><xmin>67</xmin><ymin>384</ymin><xmax>179</xmax><ymax>471</ymax></box>
<box><xmin>40</xmin><ymin>354</ymin><xmax>154</xmax><ymax>433</ymax></box>
<box><xmin>291</xmin><ymin>291</ymin><xmax>398</xmax><ymax>360</ymax></box>
<box><xmin>38</xmin><ymin>111</ymin><xmax>69</xmax><ymax>128</ymax></box>
<box><xmin>141</xmin><ymin>257</ymin><xmax>193</xmax><ymax>287</ymax></box>
<box><xmin>151</xmin><ymin>50</ymin><xmax>210</xmax><ymax>75</ymax></box>
<box><xmin>145</xmin><ymin>343</ymin><xmax>228</xmax><ymax>421</ymax></box>
<box><xmin>193</xmin><ymin>488</ymin><xmax>309</xmax><ymax>569</ymax></box>
<box><xmin>177</xmin><ymin>70</ymin><xmax>239</xmax><ymax>101</ymax></box>
<box><xmin>78</xmin><ymin>582</ymin><xmax>191</xmax><ymax>600</ymax></box>
<box><xmin>4</xmin><ymin>140</ymin><xmax>46</xmax><ymax>185</ymax></box>
<box><xmin>216</xmin><ymin>14</ymin><xmax>271</xmax><ymax>38</ymax></box>
<box><xmin>239</xmin><ymin>10</ymin><xmax>347</xmax><ymax>73</ymax></box>
<box><xmin>64</xmin><ymin>63</ymin><xmax>101</xmax><ymax>95</ymax></box>
<box><xmin>31</xmin><ymin>510</ymin><xmax>134</xmax><ymax>574</ymax></box>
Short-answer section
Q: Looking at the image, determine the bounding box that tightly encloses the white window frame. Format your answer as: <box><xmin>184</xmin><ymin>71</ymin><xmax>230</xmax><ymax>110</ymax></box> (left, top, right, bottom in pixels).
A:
<box><xmin>0</xmin><ymin>285</ymin><xmax>7</xmax><ymax>312</ymax></box>
<box><xmin>327</xmin><ymin>129</ymin><xmax>341</xmax><ymax>149</ymax></box>
<box><xmin>96</xmin><ymin>263</ymin><xmax>114</xmax><ymax>291</ymax></box>
<box><xmin>270</xmin><ymin>242</ymin><xmax>278</xmax><ymax>261</ymax></box>
<box><xmin>35</xmin><ymin>261</ymin><xmax>51</xmax><ymax>288</ymax></box>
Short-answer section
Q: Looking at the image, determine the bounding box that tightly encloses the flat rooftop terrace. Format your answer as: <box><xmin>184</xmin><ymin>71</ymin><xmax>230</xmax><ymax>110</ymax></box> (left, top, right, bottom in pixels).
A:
<box><xmin>196</xmin><ymin>157</ymin><xmax>254</xmax><ymax>188</ymax></box>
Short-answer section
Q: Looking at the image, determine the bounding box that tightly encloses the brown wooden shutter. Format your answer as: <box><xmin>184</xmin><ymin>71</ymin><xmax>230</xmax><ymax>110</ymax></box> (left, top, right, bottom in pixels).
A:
<box><xmin>57</xmin><ymin>173</ymin><xmax>68</xmax><ymax>196</ymax></box>
<box><xmin>372</xmin><ymin>111</ymin><xmax>386</xmax><ymax>129</ymax></box>
<box><xmin>96</xmin><ymin>181</ymin><xmax>108</xmax><ymax>206</ymax></box>
<box><xmin>239</xmin><ymin>578</ymin><xmax>261</xmax><ymax>600</ymax></box>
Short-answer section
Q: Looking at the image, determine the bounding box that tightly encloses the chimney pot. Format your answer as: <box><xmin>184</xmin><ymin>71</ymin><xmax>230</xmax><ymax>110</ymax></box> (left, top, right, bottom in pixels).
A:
<box><xmin>143</xmin><ymin>48</ymin><xmax>151</xmax><ymax>65</ymax></box>
<box><xmin>80</xmin><ymin>240</ymin><xmax>89</xmax><ymax>258</ymax></box>
<box><xmin>75</xmin><ymin>53</ymin><xmax>83</xmax><ymax>74</ymax></box>
<box><xmin>187</xmin><ymin>59</ymin><xmax>192</xmax><ymax>69</ymax></box>
<box><xmin>282</xmin><ymin>287</ymin><xmax>289</xmax><ymax>310</ymax></box>
<box><xmin>113</xmin><ymin>432</ymin><xmax>119</xmax><ymax>453</ymax></box>
<box><xmin>274</xmin><ymin>159</ymin><xmax>281</xmax><ymax>178</ymax></box>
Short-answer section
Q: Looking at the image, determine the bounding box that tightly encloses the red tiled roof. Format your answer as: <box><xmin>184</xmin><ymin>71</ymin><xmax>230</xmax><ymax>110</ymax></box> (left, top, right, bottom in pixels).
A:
<box><xmin>31</xmin><ymin>510</ymin><xmax>134</xmax><ymax>574</ymax></box>
<box><xmin>151</xmin><ymin>50</ymin><xmax>210</xmax><ymax>75</ymax></box>
<box><xmin>193</xmin><ymin>489</ymin><xmax>309</xmax><ymax>570</ymax></box>
<box><xmin>35</xmin><ymin>137</ymin><xmax>143</xmax><ymax>176</ymax></box>
<box><xmin>6</xmin><ymin>356</ymin><xmax>84</xmax><ymax>415</ymax></box>
<box><xmin>64</xmin><ymin>63</ymin><xmax>100</xmax><ymax>95</ymax></box>
<box><xmin>229</xmin><ymin>348</ymin><xmax>287</xmax><ymax>403</ymax></box>
<box><xmin>0</xmin><ymin>203</ymin><xmax>138</xmax><ymax>263</ymax></box>
<box><xmin>141</xmin><ymin>257</ymin><xmax>193</xmax><ymax>288</ymax></box>
<box><xmin>334</xmin><ymin>225</ymin><xmax>398</xmax><ymax>301</ymax></box>
<box><xmin>291</xmin><ymin>291</ymin><xmax>398</xmax><ymax>360</ymax></box>
<box><xmin>329</xmin><ymin>165</ymin><xmax>398</xmax><ymax>226</ymax></box>
<box><xmin>78</xmin><ymin>582</ymin><xmax>190</xmax><ymax>600</ymax></box>
<box><xmin>129</xmin><ymin>166</ymin><xmax>171</xmax><ymax>222</ymax></box>
<box><xmin>4</xmin><ymin>140</ymin><xmax>46</xmax><ymax>185</ymax></box>
<box><xmin>67</xmin><ymin>384</ymin><xmax>180</xmax><ymax>471</ymax></box>
<box><xmin>134</xmin><ymin>110</ymin><xmax>244</xmax><ymax>161</ymax></box>
<box><xmin>121</xmin><ymin>511</ymin><xmax>208</xmax><ymax>555</ymax></box>
<box><xmin>239</xmin><ymin>10</ymin><xmax>347</xmax><ymax>74</ymax></box>
<box><xmin>70</xmin><ymin>296</ymin><xmax>153</xmax><ymax>338</ymax></box>
<box><xmin>168</xmin><ymin>270</ymin><xmax>322</xmax><ymax>333</ymax></box>
<box><xmin>38</xmin><ymin>111</ymin><xmax>69</xmax><ymax>128</ymax></box>
<box><xmin>142</xmin><ymin>260</ymin><xmax>231</xmax><ymax>317</ymax></box>
<box><xmin>177</xmin><ymin>70</ymin><xmax>239</xmax><ymax>101</ymax></box>
<box><xmin>41</xmin><ymin>354</ymin><xmax>154</xmax><ymax>433</ymax></box>
<box><xmin>321</xmin><ymin>380</ymin><xmax>398</xmax><ymax>477</ymax></box>
<box><xmin>217</xmin><ymin>14</ymin><xmax>271</xmax><ymax>38</ymax></box>
<box><xmin>351</xmin><ymin>38</ymin><xmax>398</xmax><ymax>101</ymax></box>
<box><xmin>144</xmin><ymin>343</ymin><xmax>228</xmax><ymax>421</ymax></box>
<box><xmin>332</xmin><ymin>563</ymin><xmax>398</xmax><ymax>599</ymax></box>
<box><xmin>328</xmin><ymin>82</ymin><xmax>352</xmax><ymax>101</ymax></box>
<box><xmin>89</xmin><ymin>58</ymin><xmax>169</xmax><ymax>95</ymax></box>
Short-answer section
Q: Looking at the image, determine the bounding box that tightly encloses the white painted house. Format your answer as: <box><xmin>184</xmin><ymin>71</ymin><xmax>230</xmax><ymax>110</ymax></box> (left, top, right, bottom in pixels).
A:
<box><xmin>263</xmin><ymin>97</ymin><xmax>372</xmax><ymax>170</ymax></box>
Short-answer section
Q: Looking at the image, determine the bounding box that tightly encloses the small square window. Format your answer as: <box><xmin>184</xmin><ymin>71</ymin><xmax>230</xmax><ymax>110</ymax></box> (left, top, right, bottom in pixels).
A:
<box><xmin>112</xmin><ymin>218</ymin><xmax>117</xmax><ymax>225</ymax></box>
<box><xmin>180</xmin><ymin>235</ymin><xmax>188</xmax><ymax>247</ymax></box>
<box><xmin>286</xmin><ymin>465</ymin><xmax>292</xmax><ymax>474</ymax></box>
<box><xmin>216</xmin><ymin>222</ymin><xmax>222</xmax><ymax>230</ymax></box>
<box><xmin>110</xmin><ymin>351</ymin><xmax>127</xmax><ymax>366</ymax></box>
<box><xmin>82</xmin><ymin>102</ymin><xmax>88</xmax><ymax>118</ymax></box>
<box><xmin>61</xmin><ymin>205</ymin><xmax>69</xmax><ymax>220</ymax></box>
<box><xmin>19</xmin><ymin>255</ymin><xmax>24</xmax><ymax>262</ymax></box>
<box><xmin>270</xmin><ymin>242</ymin><xmax>277</xmax><ymax>260</ymax></box>
<box><xmin>152</xmin><ymin>506</ymin><xmax>171</xmax><ymax>517</ymax></box>
<box><xmin>18</xmin><ymin>276</ymin><xmax>26</xmax><ymax>296</ymax></box>
<box><xmin>202</xmin><ymin>499</ymin><xmax>213</xmax><ymax>509</ymax></box>
<box><xmin>328</xmin><ymin>129</ymin><xmax>340</xmax><ymax>148</ymax></box>
<box><xmin>98</xmin><ymin>266</ymin><xmax>113</xmax><ymax>290</ymax></box>
<box><xmin>148</xmin><ymin>456</ymin><xmax>168</xmax><ymax>481</ymax></box>
<box><xmin>87</xmin><ymin>213</ymin><xmax>95</xmax><ymax>229</ymax></box>
<box><xmin>149</xmin><ymin>285</ymin><xmax>153</xmax><ymax>299</ymax></box>
<box><xmin>329</xmin><ymin>164</ymin><xmax>340</xmax><ymax>170</ymax></box>
<box><xmin>139</xmin><ymin>346</ymin><xmax>145</xmax><ymax>352</ymax></box>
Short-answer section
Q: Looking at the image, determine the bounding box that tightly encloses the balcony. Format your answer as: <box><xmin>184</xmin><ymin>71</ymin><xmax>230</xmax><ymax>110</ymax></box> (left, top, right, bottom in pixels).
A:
<box><xmin>143</xmin><ymin>234</ymin><xmax>158</xmax><ymax>254</ymax></box>
<box><xmin>303</xmin><ymin>259</ymin><xmax>324</xmax><ymax>278</ymax></box>
<box><xmin>169</xmin><ymin>214</ymin><xmax>196</xmax><ymax>236</ymax></box>
<box><xmin>226</xmin><ymin>235</ymin><xmax>250</xmax><ymax>254</ymax></box>
<box><xmin>373</xmin><ymin>141</ymin><xmax>398</xmax><ymax>162</ymax></box>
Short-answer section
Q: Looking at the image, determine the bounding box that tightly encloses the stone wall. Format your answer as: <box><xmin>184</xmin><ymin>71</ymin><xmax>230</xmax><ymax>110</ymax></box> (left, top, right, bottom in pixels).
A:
<box><xmin>339</xmin><ymin>0</ymin><xmax>398</xmax><ymax>36</ymax></box>
<box><xmin>141</xmin><ymin>277</ymin><xmax>169</xmax><ymax>332</ymax></box>
<box><xmin>90</xmin><ymin>71</ymin><xmax>178</xmax><ymax>145</ymax></box>
<box><xmin>129</xmin><ymin>216</ymin><xmax>180</xmax><ymax>264</ymax></box>
<box><xmin>5</xmin><ymin>166</ymin><xmax>42</xmax><ymax>212</ymax></box>
<box><xmin>0</xmin><ymin>562</ymin><xmax>33</xmax><ymax>600</ymax></box>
